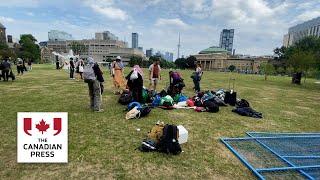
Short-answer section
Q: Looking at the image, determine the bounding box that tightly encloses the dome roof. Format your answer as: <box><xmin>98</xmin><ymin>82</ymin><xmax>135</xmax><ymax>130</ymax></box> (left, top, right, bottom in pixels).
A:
<box><xmin>199</xmin><ymin>46</ymin><xmax>228</xmax><ymax>54</ymax></box>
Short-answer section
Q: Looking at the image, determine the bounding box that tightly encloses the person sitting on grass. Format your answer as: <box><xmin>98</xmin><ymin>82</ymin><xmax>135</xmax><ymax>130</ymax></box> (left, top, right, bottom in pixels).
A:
<box><xmin>85</xmin><ymin>57</ymin><xmax>104</xmax><ymax>112</ymax></box>
<box><xmin>126</xmin><ymin>65</ymin><xmax>144</xmax><ymax>103</ymax></box>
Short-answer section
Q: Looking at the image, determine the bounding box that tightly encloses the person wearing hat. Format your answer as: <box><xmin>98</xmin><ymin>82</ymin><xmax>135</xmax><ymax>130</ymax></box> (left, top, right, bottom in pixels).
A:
<box><xmin>111</xmin><ymin>56</ymin><xmax>125</xmax><ymax>94</ymax></box>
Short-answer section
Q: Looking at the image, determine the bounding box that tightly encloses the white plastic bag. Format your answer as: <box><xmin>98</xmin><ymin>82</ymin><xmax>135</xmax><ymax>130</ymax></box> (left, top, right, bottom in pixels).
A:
<box><xmin>130</xmin><ymin>70</ymin><xmax>139</xmax><ymax>80</ymax></box>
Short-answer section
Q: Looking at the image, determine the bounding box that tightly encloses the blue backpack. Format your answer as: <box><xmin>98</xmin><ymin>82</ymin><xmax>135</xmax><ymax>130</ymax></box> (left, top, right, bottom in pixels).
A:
<box><xmin>127</xmin><ymin>102</ymin><xmax>142</xmax><ymax>111</ymax></box>
<box><xmin>152</xmin><ymin>95</ymin><xmax>161</xmax><ymax>107</ymax></box>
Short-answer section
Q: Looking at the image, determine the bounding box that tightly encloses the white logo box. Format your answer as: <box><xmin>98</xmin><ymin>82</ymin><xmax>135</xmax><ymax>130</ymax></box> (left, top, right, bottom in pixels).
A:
<box><xmin>17</xmin><ymin>112</ymin><xmax>68</xmax><ymax>163</ymax></box>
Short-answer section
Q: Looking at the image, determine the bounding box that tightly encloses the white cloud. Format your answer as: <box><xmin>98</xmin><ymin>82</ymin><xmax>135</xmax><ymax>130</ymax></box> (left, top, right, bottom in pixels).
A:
<box><xmin>0</xmin><ymin>16</ymin><xmax>15</xmax><ymax>23</ymax></box>
<box><xmin>155</xmin><ymin>18</ymin><xmax>189</xmax><ymax>29</ymax></box>
<box><xmin>295</xmin><ymin>10</ymin><xmax>320</xmax><ymax>22</ymax></box>
<box><xmin>182</xmin><ymin>0</ymin><xmax>206</xmax><ymax>11</ymax></box>
<box><xmin>91</xmin><ymin>4</ymin><xmax>128</xmax><ymax>20</ymax></box>
<box><xmin>83</xmin><ymin>0</ymin><xmax>128</xmax><ymax>21</ymax></box>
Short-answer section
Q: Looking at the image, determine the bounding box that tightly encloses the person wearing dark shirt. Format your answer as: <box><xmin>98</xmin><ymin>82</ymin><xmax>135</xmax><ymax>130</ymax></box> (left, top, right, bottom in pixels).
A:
<box><xmin>2</xmin><ymin>57</ymin><xmax>11</xmax><ymax>81</ymax></box>
<box><xmin>69</xmin><ymin>58</ymin><xmax>75</xmax><ymax>79</ymax></box>
<box><xmin>126</xmin><ymin>65</ymin><xmax>144</xmax><ymax>103</ymax></box>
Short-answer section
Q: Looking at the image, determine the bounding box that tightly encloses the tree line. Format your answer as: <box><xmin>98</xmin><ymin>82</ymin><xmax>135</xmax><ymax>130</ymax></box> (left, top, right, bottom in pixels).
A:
<box><xmin>0</xmin><ymin>34</ymin><xmax>41</xmax><ymax>63</ymax></box>
<box><xmin>272</xmin><ymin>36</ymin><xmax>320</xmax><ymax>84</ymax></box>
<box><xmin>128</xmin><ymin>55</ymin><xmax>197</xmax><ymax>69</ymax></box>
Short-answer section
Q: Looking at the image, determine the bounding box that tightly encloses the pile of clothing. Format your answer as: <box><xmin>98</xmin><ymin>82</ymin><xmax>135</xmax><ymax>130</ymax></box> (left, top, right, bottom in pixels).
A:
<box><xmin>118</xmin><ymin>86</ymin><xmax>263</xmax><ymax>118</ymax></box>
<box><xmin>233</xmin><ymin>99</ymin><xmax>263</xmax><ymax>119</ymax></box>
<box><xmin>125</xmin><ymin>101</ymin><xmax>152</xmax><ymax>120</ymax></box>
<box><xmin>138</xmin><ymin>122</ymin><xmax>182</xmax><ymax>155</ymax></box>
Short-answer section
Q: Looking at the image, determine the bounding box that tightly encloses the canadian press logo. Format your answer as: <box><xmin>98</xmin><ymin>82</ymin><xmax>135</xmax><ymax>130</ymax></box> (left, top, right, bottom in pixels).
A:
<box><xmin>17</xmin><ymin>112</ymin><xmax>68</xmax><ymax>163</ymax></box>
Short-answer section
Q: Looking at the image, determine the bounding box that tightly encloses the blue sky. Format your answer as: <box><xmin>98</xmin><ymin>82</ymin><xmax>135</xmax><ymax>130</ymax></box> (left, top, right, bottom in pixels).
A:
<box><xmin>0</xmin><ymin>0</ymin><xmax>320</xmax><ymax>57</ymax></box>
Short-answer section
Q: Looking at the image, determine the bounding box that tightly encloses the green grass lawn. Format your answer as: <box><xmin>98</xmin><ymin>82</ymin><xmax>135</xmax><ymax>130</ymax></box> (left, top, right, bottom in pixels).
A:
<box><xmin>1</xmin><ymin>64</ymin><xmax>320</xmax><ymax>179</ymax></box>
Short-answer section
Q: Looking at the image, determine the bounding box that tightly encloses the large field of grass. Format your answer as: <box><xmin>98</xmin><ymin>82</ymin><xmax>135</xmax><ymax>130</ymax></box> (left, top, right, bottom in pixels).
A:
<box><xmin>0</xmin><ymin>64</ymin><xmax>320</xmax><ymax>179</ymax></box>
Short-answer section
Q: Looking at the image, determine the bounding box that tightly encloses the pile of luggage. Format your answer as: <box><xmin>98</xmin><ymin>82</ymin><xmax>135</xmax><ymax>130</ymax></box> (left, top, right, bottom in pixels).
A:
<box><xmin>118</xmin><ymin>76</ymin><xmax>263</xmax><ymax>118</ymax></box>
<box><xmin>138</xmin><ymin>122</ymin><xmax>182</xmax><ymax>155</ymax></box>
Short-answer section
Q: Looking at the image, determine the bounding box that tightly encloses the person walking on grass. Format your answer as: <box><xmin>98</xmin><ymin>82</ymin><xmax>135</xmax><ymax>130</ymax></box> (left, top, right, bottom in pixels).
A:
<box><xmin>17</xmin><ymin>58</ymin><xmax>24</xmax><ymax>75</ymax></box>
<box><xmin>84</xmin><ymin>57</ymin><xmax>104</xmax><ymax>112</ymax></box>
<box><xmin>69</xmin><ymin>57</ymin><xmax>75</xmax><ymax>79</ymax></box>
<box><xmin>2</xmin><ymin>57</ymin><xmax>11</xmax><ymax>82</ymax></box>
<box><xmin>111</xmin><ymin>56</ymin><xmax>125</xmax><ymax>94</ymax></box>
<box><xmin>27</xmin><ymin>59</ymin><xmax>32</xmax><ymax>71</ymax></box>
<box><xmin>193</xmin><ymin>63</ymin><xmax>203</xmax><ymax>93</ymax></box>
<box><xmin>149</xmin><ymin>58</ymin><xmax>161</xmax><ymax>91</ymax></box>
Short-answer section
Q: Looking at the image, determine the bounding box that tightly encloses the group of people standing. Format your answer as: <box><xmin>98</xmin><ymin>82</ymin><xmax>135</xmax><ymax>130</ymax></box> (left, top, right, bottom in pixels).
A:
<box><xmin>111</xmin><ymin>56</ymin><xmax>162</xmax><ymax>94</ymax></box>
<box><xmin>16</xmin><ymin>58</ymin><xmax>32</xmax><ymax>75</ymax></box>
<box><xmin>0</xmin><ymin>56</ymin><xmax>33</xmax><ymax>81</ymax></box>
<box><xmin>68</xmin><ymin>57</ymin><xmax>84</xmax><ymax>80</ymax></box>
<box><xmin>70</xmin><ymin>55</ymin><xmax>202</xmax><ymax>113</ymax></box>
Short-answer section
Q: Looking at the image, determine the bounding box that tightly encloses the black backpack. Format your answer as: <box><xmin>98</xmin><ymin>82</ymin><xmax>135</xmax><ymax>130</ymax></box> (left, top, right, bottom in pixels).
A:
<box><xmin>118</xmin><ymin>92</ymin><xmax>133</xmax><ymax>105</ymax></box>
<box><xmin>138</xmin><ymin>139</ymin><xmax>158</xmax><ymax>152</ymax></box>
<box><xmin>203</xmin><ymin>100</ymin><xmax>219</xmax><ymax>113</ymax></box>
<box><xmin>236</xmin><ymin>99</ymin><xmax>250</xmax><ymax>108</ymax></box>
<box><xmin>225</xmin><ymin>91</ymin><xmax>237</xmax><ymax>106</ymax></box>
<box><xmin>139</xmin><ymin>106</ymin><xmax>152</xmax><ymax>117</ymax></box>
<box><xmin>158</xmin><ymin>125</ymin><xmax>182</xmax><ymax>155</ymax></box>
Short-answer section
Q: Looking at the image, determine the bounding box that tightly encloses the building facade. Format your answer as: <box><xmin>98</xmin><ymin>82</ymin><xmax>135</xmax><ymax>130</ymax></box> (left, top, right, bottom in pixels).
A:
<box><xmin>132</xmin><ymin>33</ymin><xmax>138</xmax><ymax>49</ymax></box>
<box><xmin>193</xmin><ymin>46</ymin><xmax>269</xmax><ymax>73</ymax></box>
<box><xmin>0</xmin><ymin>22</ymin><xmax>6</xmax><ymax>44</ymax></box>
<box><xmin>146</xmin><ymin>48</ymin><xmax>153</xmax><ymax>57</ymax></box>
<box><xmin>46</xmin><ymin>38</ymin><xmax>143</xmax><ymax>65</ymax></box>
<box><xmin>219</xmin><ymin>29</ymin><xmax>234</xmax><ymax>54</ymax></box>
<box><xmin>284</xmin><ymin>16</ymin><xmax>320</xmax><ymax>47</ymax></box>
<box><xmin>48</xmin><ymin>30</ymin><xmax>73</xmax><ymax>41</ymax></box>
<box><xmin>95</xmin><ymin>31</ymin><xmax>118</xmax><ymax>41</ymax></box>
<box><xmin>164</xmin><ymin>52</ymin><xmax>174</xmax><ymax>62</ymax></box>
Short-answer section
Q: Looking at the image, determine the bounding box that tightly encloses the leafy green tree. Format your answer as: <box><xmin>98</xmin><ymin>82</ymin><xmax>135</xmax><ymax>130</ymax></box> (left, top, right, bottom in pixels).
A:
<box><xmin>129</xmin><ymin>56</ymin><xmax>143</xmax><ymax>67</ymax></box>
<box><xmin>19</xmin><ymin>34</ymin><xmax>40</xmax><ymax>63</ymax></box>
<box><xmin>186</xmin><ymin>56</ymin><xmax>196</xmax><ymax>69</ymax></box>
<box><xmin>69</xmin><ymin>41</ymin><xmax>87</xmax><ymax>55</ymax></box>
<box><xmin>260</xmin><ymin>62</ymin><xmax>275</xmax><ymax>80</ymax></box>
<box><xmin>105</xmin><ymin>57</ymin><xmax>113</xmax><ymax>62</ymax></box>
<box><xmin>174</xmin><ymin>58</ymin><xmax>187</xmax><ymax>69</ymax></box>
<box><xmin>228</xmin><ymin>65</ymin><xmax>236</xmax><ymax>72</ymax></box>
<box><xmin>288</xmin><ymin>50</ymin><xmax>316</xmax><ymax>84</ymax></box>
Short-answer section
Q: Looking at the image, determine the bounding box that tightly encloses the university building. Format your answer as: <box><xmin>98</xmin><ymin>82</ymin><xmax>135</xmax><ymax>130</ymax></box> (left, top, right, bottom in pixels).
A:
<box><xmin>42</xmin><ymin>31</ymin><xmax>144</xmax><ymax>64</ymax></box>
<box><xmin>193</xmin><ymin>46</ymin><xmax>270</xmax><ymax>73</ymax></box>
<box><xmin>283</xmin><ymin>16</ymin><xmax>320</xmax><ymax>47</ymax></box>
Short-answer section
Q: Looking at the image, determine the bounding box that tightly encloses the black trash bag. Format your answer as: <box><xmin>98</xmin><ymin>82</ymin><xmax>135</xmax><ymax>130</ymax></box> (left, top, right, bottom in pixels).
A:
<box><xmin>118</xmin><ymin>92</ymin><xmax>133</xmax><ymax>105</ymax></box>
<box><xmin>203</xmin><ymin>100</ymin><xmax>219</xmax><ymax>113</ymax></box>
<box><xmin>158</xmin><ymin>125</ymin><xmax>182</xmax><ymax>155</ymax></box>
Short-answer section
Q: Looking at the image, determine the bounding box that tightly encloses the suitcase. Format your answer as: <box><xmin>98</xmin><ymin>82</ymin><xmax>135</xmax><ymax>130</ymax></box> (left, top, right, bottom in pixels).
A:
<box><xmin>224</xmin><ymin>78</ymin><xmax>237</xmax><ymax>106</ymax></box>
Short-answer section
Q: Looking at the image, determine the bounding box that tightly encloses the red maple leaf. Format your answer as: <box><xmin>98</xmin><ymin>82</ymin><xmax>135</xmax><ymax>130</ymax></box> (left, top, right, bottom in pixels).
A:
<box><xmin>36</xmin><ymin>119</ymin><xmax>50</xmax><ymax>134</ymax></box>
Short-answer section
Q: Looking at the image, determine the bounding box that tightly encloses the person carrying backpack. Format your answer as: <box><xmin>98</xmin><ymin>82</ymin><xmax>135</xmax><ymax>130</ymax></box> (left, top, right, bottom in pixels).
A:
<box><xmin>83</xmin><ymin>57</ymin><xmax>104</xmax><ymax>112</ymax></box>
